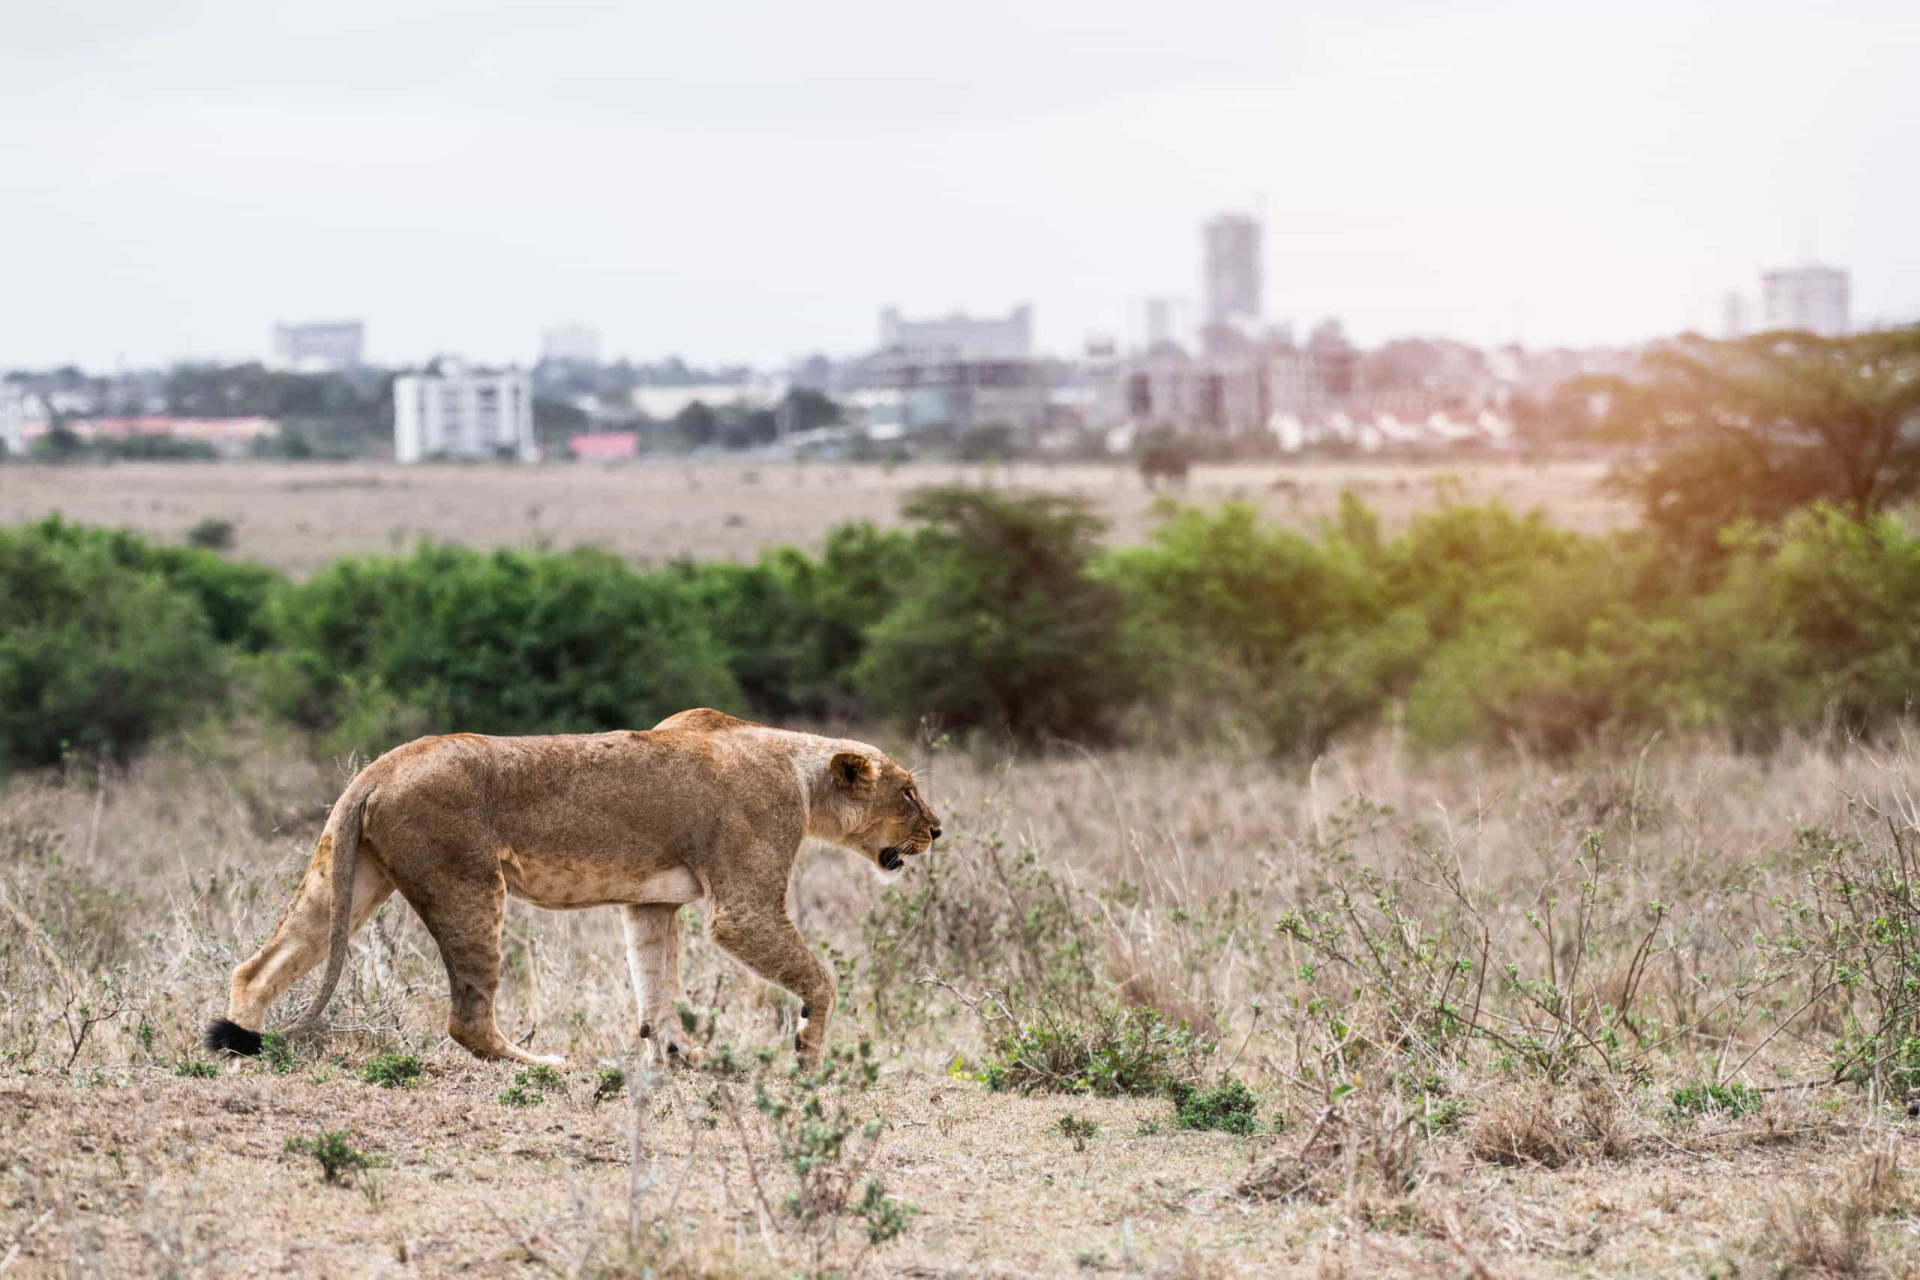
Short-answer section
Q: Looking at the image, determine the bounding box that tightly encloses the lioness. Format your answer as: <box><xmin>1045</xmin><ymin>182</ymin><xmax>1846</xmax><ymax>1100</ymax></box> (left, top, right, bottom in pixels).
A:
<box><xmin>203</xmin><ymin>708</ymin><xmax>940</xmax><ymax>1069</ymax></box>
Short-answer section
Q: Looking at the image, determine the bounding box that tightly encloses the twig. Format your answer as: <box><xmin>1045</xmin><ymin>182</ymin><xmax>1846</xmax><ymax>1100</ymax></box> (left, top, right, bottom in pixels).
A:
<box><xmin>714</xmin><ymin>1087</ymin><xmax>783</xmax><ymax>1266</ymax></box>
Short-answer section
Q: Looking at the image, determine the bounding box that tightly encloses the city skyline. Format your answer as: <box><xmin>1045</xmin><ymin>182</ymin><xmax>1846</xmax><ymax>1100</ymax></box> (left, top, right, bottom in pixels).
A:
<box><xmin>4</xmin><ymin>1</ymin><xmax>1917</xmax><ymax>371</ymax></box>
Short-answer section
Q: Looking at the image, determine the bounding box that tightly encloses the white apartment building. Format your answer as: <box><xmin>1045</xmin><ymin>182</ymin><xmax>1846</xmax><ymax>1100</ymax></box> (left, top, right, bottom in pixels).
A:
<box><xmin>1761</xmin><ymin>265</ymin><xmax>1850</xmax><ymax>337</ymax></box>
<box><xmin>1</xmin><ymin>383</ymin><xmax>30</xmax><ymax>456</ymax></box>
<box><xmin>393</xmin><ymin>363</ymin><xmax>536</xmax><ymax>462</ymax></box>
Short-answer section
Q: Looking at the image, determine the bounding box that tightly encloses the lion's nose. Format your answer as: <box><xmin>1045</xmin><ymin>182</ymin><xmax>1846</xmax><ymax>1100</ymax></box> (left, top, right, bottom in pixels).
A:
<box><xmin>930</xmin><ymin>826</ymin><xmax>942</xmax><ymax>841</ymax></box>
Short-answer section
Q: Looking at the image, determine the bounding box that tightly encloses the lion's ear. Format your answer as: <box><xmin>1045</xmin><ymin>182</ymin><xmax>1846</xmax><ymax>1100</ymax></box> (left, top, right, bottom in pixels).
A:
<box><xmin>829</xmin><ymin>751</ymin><xmax>877</xmax><ymax>792</ymax></box>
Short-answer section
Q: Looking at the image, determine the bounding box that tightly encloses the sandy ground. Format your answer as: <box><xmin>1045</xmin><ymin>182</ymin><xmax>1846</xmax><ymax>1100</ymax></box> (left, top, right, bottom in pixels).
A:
<box><xmin>5</xmin><ymin>1067</ymin><xmax>1916</xmax><ymax>1278</ymax></box>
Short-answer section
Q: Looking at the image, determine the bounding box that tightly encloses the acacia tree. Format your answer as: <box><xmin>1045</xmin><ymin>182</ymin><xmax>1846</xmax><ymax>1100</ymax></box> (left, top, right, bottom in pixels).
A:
<box><xmin>1582</xmin><ymin>327</ymin><xmax>1920</xmax><ymax>549</ymax></box>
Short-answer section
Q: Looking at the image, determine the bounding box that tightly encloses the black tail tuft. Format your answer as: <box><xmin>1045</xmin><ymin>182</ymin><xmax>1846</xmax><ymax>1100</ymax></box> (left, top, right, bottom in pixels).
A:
<box><xmin>204</xmin><ymin>1018</ymin><xmax>263</xmax><ymax>1057</ymax></box>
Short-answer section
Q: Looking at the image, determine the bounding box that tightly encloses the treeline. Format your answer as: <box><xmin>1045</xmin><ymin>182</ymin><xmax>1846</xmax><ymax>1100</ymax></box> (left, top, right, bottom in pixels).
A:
<box><xmin>4</xmin><ymin>487</ymin><xmax>1919</xmax><ymax>771</ymax></box>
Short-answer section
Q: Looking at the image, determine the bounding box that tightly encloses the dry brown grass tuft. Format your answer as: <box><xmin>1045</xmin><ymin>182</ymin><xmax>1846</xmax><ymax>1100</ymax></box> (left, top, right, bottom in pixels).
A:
<box><xmin>1468</xmin><ymin>1086</ymin><xmax>1577</xmax><ymax>1169</ymax></box>
<box><xmin>1765</xmin><ymin>1146</ymin><xmax>1916</xmax><ymax>1277</ymax></box>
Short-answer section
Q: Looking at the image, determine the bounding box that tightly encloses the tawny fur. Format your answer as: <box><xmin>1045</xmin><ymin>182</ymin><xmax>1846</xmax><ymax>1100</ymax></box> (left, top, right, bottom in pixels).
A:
<box><xmin>213</xmin><ymin>709</ymin><xmax>940</xmax><ymax>1069</ymax></box>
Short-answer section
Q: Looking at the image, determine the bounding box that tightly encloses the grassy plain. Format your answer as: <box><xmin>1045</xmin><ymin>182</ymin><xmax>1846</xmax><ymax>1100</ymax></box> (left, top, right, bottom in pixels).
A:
<box><xmin>5</xmin><ymin>725</ymin><xmax>1920</xmax><ymax>1276</ymax></box>
<box><xmin>0</xmin><ymin>458</ymin><xmax>1631</xmax><ymax>575</ymax></box>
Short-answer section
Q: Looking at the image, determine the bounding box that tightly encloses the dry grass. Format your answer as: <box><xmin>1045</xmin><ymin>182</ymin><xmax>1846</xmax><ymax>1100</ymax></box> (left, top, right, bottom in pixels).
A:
<box><xmin>0</xmin><ymin>458</ymin><xmax>1631</xmax><ymax>575</ymax></box>
<box><xmin>7</xmin><ymin>724</ymin><xmax>1920</xmax><ymax>1275</ymax></box>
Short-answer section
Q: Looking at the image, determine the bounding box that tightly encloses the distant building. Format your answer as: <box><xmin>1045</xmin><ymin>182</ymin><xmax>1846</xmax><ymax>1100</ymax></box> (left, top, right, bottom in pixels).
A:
<box><xmin>1</xmin><ymin>383</ymin><xmax>29</xmax><ymax>456</ymax></box>
<box><xmin>1761</xmin><ymin>265</ymin><xmax>1849</xmax><ymax>337</ymax></box>
<box><xmin>866</xmin><ymin>304</ymin><xmax>1044</xmax><ymax>436</ymax></box>
<box><xmin>271</xmin><ymin>320</ymin><xmax>364</xmax><ymax>371</ymax></box>
<box><xmin>1723</xmin><ymin>292</ymin><xmax>1751</xmax><ymax>339</ymax></box>
<box><xmin>56</xmin><ymin>415</ymin><xmax>276</xmax><ymax>457</ymax></box>
<box><xmin>1145</xmin><ymin>297</ymin><xmax>1175</xmax><ymax>349</ymax></box>
<box><xmin>1202</xmin><ymin>213</ymin><xmax>1262</xmax><ymax>342</ymax></box>
<box><xmin>393</xmin><ymin>363</ymin><xmax>535</xmax><ymax>463</ymax></box>
<box><xmin>879</xmin><ymin>304</ymin><xmax>1033</xmax><ymax>361</ymax></box>
<box><xmin>568</xmin><ymin>431</ymin><xmax>639</xmax><ymax>462</ymax></box>
<box><xmin>541</xmin><ymin>323</ymin><xmax>601</xmax><ymax>364</ymax></box>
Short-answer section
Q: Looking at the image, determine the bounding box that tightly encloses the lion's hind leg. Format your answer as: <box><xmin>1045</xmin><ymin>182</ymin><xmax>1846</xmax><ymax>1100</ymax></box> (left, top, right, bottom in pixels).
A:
<box><xmin>213</xmin><ymin>834</ymin><xmax>394</xmax><ymax>1053</ymax></box>
<box><xmin>406</xmin><ymin>859</ymin><xmax>564</xmax><ymax>1068</ymax></box>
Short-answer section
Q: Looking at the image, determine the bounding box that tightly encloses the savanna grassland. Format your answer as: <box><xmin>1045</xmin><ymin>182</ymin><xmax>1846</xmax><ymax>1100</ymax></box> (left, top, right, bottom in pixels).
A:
<box><xmin>0</xmin><ymin>458</ymin><xmax>1630</xmax><ymax>575</ymax></box>
<box><xmin>5</xmin><ymin>725</ymin><xmax>1920</xmax><ymax>1277</ymax></box>
<box><xmin>8</xmin><ymin>426</ymin><xmax>1920</xmax><ymax>1277</ymax></box>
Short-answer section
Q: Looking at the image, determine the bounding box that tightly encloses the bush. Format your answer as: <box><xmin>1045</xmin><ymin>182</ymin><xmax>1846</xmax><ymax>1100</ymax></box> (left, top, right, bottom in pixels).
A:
<box><xmin>186</xmin><ymin>517</ymin><xmax>236</xmax><ymax>550</ymax></box>
<box><xmin>285</xmin><ymin>1129</ymin><xmax>384</xmax><ymax>1185</ymax></box>
<box><xmin>0</xmin><ymin>521</ymin><xmax>227</xmax><ymax>768</ymax></box>
<box><xmin>1667</xmin><ymin>1081</ymin><xmax>1762</xmax><ymax>1120</ymax></box>
<box><xmin>675</xmin><ymin>522</ymin><xmax>918</xmax><ymax>719</ymax></box>
<box><xmin>1169</xmin><ymin>1078</ymin><xmax>1262</xmax><ymax>1133</ymax></box>
<box><xmin>263</xmin><ymin>544</ymin><xmax>742</xmax><ymax>755</ymax></box>
<box><xmin>856</xmin><ymin>488</ymin><xmax>1143</xmax><ymax>745</ymax></box>
<box><xmin>978</xmin><ymin>1005</ymin><xmax>1210</xmax><ymax>1097</ymax></box>
<box><xmin>360</xmin><ymin>1052</ymin><xmax>422</xmax><ymax>1088</ymax></box>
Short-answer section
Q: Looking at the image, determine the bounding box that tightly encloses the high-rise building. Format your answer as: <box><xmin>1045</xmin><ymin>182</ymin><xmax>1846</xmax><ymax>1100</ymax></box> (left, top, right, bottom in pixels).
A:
<box><xmin>393</xmin><ymin>361</ymin><xmax>536</xmax><ymax>463</ymax></box>
<box><xmin>1145</xmin><ymin>297</ymin><xmax>1174</xmax><ymax>350</ymax></box>
<box><xmin>1202</xmin><ymin>214</ymin><xmax>1262</xmax><ymax>327</ymax></box>
<box><xmin>541</xmin><ymin>323</ymin><xmax>602</xmax><ymax>364</ymax></box>
<box><xmin>1761</xmin><ymin>265</ymin><xmax>1849</xmax><ymax>337</ymax></box>
<box><xmin>271</xmin><ymin>320</ymin><xmax>364</xmax><ymax>371</ymax></box>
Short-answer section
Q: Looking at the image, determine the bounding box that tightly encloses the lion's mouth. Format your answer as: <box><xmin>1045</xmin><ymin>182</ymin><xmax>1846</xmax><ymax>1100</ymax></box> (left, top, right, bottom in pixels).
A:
<box><xmin>878</xmin><ymin>846</ymin><xmax>907</xmax><ymax>872</ymax></box>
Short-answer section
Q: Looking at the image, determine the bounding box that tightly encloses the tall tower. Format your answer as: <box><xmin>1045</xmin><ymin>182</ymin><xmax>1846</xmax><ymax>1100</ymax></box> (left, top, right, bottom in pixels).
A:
<box><xmin>1761</xmin><ymin>265</ymin><xmax>1849</xmax><ymax>338</ymax></box>
<box><xmin>1202</xmin><ymin>213</ymin><xmax>1263</xmax><ymax>327</ymax></box>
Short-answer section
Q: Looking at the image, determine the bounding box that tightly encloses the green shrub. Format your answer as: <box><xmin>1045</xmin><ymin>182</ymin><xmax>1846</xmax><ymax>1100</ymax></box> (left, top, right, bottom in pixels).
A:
<box><xmin>1054</xmin><ymin>1113</ymin><xmax>1099</xmax><ymax>1150</ymax></box>
<box><xmin>856</xmin><ymin>488</ymin><xmax>1143</xmax><ymax>745</ymax></box>
<box><xmin>0</xmin><ymin>521</ymin><xmax>227</xmax><ymax>768</ymax></box>
<box><xmin>171</xmin><ymin>1057</ymin><xmax>218</xmax><ymax>1079</ymax></box>
<box><xmin>593</xmin><ymin>1066</ymin><xmax>625</xmax><ymax>1103</ymax></box>
<box><xmin>674</xmin><ymin>521</ymin><xmax>918</xmax><ymax>719</ymax></box>
<box><xmin>1169</xmin><ymin>1078</ymin><xmax>1261</xmax><ymax>1133</ymax></box>
<box><xmin>979</xmin><ymin>1006</ymin><xmax>1210</xmax><ymax>1097</ymax></box>
<box><xmin>187</xmin><ymin>517</ymin><xmax>236</xmax><ymax>551</ymax></box>
<box><xmin>285</xmin><ymin>1129</ymin><xmax>384</xmax><ymax>1184</ymax></box>
<box><xmin>360</xmin><ymin>1052</ymin><xmax>422</xmax><ymax>1089</ymax></box>
<box><xmin>263</xmin><ymin>544</ymin><xmax>741</xmax><ymax>754</ymax></box>
<box><xmin>1667</xmin><ymin>1081</ymin><xmax>1762</xmax><ymax>1120</ymax></box>
<box><xmin>498</xmin><ymin>1064</ymin><xmax>563</xmax><ymax>1107</ymax></box>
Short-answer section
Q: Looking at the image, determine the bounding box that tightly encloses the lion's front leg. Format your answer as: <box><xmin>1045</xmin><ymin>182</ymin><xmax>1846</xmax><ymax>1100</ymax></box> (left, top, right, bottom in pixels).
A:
<box><xmin>705</xmin><ymin>893</ymin><xmax>835</xmax><ymax>1072</ymax></box>
<box><xmin>620</xmin><ymin>903</ymin><xmax>696</xmax><ymax>1068</ymax></box>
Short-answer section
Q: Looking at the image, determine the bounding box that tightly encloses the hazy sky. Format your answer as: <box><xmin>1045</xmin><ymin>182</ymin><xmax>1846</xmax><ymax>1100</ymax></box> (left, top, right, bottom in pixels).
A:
<box><xmin>3</xmin><ymin>1</ymin><xmax>1916</xmax><ymax>371</ymax></box>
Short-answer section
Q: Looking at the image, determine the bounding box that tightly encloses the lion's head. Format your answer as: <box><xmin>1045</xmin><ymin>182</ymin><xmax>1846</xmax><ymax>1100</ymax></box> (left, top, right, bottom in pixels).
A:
<box><xmin>821</xmin><ymin>748</ymin><xmax>941</xmax><ymax>873</ymax></box>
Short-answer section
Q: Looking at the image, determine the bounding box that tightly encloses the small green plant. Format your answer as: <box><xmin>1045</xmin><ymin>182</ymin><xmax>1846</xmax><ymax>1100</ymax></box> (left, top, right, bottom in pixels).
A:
<box><xmin>261</xmin><ymin>1030</ymin><xmax>297</xmax><ymax>1076</ymax></box>
<box><xmin>524</xmin><ymin>1063</ymin><xmax>566</xmax><ymax>1092</ymax></box>
<box><xmin>285</xmin><ymin>1129</ymin><xmax>384</xmax><ymax>1185</ymax></box>
<box><xmin>1169</xmin><ymin>1079</ymin><xmax>1261</xmax><ymax>1134</ymax></box>
<box><xmin>593</xmin><ymin>1066</ymin><xmax>625</xmax><ymax>1104</ymax></box>
<box><xmin>499</xmin><ymin>1064</ymin><xmax>564</xmax><ymax>1107</ymax></box>
<box><xmin>136</xmin><ymin>1020</ymin><xmax>155</xmax><ymax>1057</ymax></box>
<box><xmin>1420</xmin><ymin>1096</ymin><xmax>1471</xmax><ymax>1135</ymax></box>
<box><xmin>853</xmin><ymin>1176</ymin><xmax>916</xmax><ymax>1246</ymax></box>
<box><xmin>361</xmin><ymin>1052</ymin><xmax>423</xmax><ymax>1089</ymax></box>
<box><xmin>1055</xmin><ymin>1114</ymin><xmax>1100</xmax><ymax>1151</ymax></box>
<box><xmin>171</xmin><ymin>1057</ymin><xmax>218</xmax><ymax>1079</ymax></box>
<box><xmin>979</xmin><ymin>1005</ymin><xmax>1210</xmax><ymax>1097</ymax></box>
<box><xmin>1668</xmin><ymin>1081</ymin><xmax>1762</xmax><ymax>1120</ymax></box>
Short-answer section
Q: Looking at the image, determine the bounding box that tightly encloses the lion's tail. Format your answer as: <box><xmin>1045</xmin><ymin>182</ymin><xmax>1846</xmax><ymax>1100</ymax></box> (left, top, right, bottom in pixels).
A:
<box><xmin>282</xmin><ymin>777</ymin><xmax>375</xmax><ymax>1040</ymax></box>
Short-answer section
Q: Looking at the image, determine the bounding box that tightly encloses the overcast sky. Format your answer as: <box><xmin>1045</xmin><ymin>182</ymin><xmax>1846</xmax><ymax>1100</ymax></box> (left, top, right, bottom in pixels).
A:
<box><xmin>3</xmin><ymin>1</ymin><xmax>1915</xmax><ymax>371</ymax></box>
